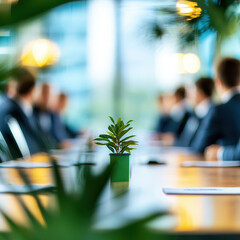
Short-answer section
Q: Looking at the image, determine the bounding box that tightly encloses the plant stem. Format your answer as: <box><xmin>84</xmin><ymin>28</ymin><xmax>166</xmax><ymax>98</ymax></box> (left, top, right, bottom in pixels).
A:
<box><xmin>116</xmin><ymin>138</ymin><xmax>120</xmax><ymax>153</ymax></box>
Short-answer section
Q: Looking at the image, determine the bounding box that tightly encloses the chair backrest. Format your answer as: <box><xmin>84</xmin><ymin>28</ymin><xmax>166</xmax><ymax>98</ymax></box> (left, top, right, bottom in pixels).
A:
<box><xmin>0</xmin><ymin>131</ymin><xmax>13</xmax><ymax>162</ymax></box>
<box><xmin>7</xmin><ymin>117</ymin><xmax>31</xmax><ymax>159</ymax></box>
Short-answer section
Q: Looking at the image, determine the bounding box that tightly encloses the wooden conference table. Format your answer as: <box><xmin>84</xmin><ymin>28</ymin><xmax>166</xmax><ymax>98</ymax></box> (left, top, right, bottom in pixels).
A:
<box><xmin>0</xmin><ymin>145</ymin><xmax>240</xmax><ymax>235</ymax></box>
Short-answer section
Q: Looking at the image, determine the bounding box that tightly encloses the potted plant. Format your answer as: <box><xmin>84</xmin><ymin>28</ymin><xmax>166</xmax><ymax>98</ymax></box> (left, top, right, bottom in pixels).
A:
<box><xmin>94</xmin><ymin>117</ymin><xmax>138</xmax><ymax>182</ymax></box>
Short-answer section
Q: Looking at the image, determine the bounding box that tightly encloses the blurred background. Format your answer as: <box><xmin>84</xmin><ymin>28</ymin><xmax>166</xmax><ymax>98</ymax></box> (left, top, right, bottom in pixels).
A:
<box><xmin>1</xmin><ymin>0</ymin><xmax>240</xmax><ymax>134</ymax></box>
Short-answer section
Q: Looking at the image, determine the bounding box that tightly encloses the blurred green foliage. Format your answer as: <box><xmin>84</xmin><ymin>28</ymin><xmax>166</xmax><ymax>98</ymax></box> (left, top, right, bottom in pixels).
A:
<box><xmin>0</xmin><ymin>0</ymin><xmax>85</xmax><ymax>27</ymax></box>
<box><xmin>0</xmin><ymin>0</ymin><xmax>87</xmax><ymax>89</ymax></box>
<box><xmin>0</xmin><ymin>161</ymin><xmax>168</xmax><ymax>240</ymax></box>
<box><xmin>150</xmin><ymin>0</ymin><xmax>240</xmax><ymax>53</ymax></box>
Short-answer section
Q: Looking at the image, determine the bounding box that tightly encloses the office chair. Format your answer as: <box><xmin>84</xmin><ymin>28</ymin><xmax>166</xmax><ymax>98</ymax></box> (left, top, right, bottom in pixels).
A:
<box><xmin>7</xmin><ymin>117</ymin><xmax>31</xmax><ymax>160</ymax></box>
<box><xmin>0</xmin><ymin>131</ymin><xmax>13</xmax><ymax>162</ymax></box>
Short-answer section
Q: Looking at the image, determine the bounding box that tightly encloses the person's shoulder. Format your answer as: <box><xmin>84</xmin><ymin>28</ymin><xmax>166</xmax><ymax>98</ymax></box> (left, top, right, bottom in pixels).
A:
<box><xmin>219</xmin><ymin>93</ymin><xmax>240</xmax><ymax>109</ymax></box>
<box><xmin>211</xmin><ymin>95</ymin><xmax>240</xmax><ymax>117</ymax></box>
<box><xmin>1</xmin><ymin>98</ymin><xmax>24</xmax><ymax>120</ymax></box>
<box><xmin>0</xmin><ymin>98</ymin><xmax>19</xmax><ymax>124</ymax></box>
<box><xmin>185</xmin><ymin>109</ymin><xmax>194</xmax><ymax>118</ymax></box>
<box><xmin>0</xmin><ymin>97</ymin><xmax>16</xmax><ymax>112</ymax></box>
<box><xmin>231</xmin><ymin>93</ymin><xmax>240</xmax><ymax>103</ymax></box>
<box><xmin>204</xmin><ymin>103</ymin><xmax>221</xmax><ymax>119</ymax></box>
<box><xmin>33</xmin><ymin>104</ymin><xmax>40</xmax><ymax>111</ymax></box>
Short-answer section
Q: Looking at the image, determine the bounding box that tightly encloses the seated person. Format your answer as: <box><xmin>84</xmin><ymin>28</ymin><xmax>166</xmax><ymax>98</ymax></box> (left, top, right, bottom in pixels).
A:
<box><xmin>34</xmin><ymin>83</ymin><xmax>58</xmax><ymax>144</ymax></box>
<box><xmin>205</xmin><ymin>142</ymin><xmax>240</xmax><ymax>161</ymax></box>
<box><xmin>155</xmin><ymin>94</ymin><xmax>175</xmax><ymax>134</ymax></box>
<box><xmin>176</xmin><ymin>77</ymin><xmax>215</xmax><ymax>147</ymax></box>
<box><xmin>0</xmin><ymin>67</ymin><xmax>54</xmax><ymax>159</ymax></box>
<box><xmin>5</xmin><ymin>78</ymin><xmax>18</xmax><ymax>99</ymax></box>
<box><xmin>192</xmin><ymin>57</ymin><xmax>240</xmax><ymax>155</ymax></box>
<box><xmin>0</xmin><ymin>76</ymin><xmax>18</xmax><ymax>105</ymax></box>
<box><xmin>157</xmin><ymin>86</ymin><xmax>191</xmax><ymax>145</ymax></box>
<box><xmin>170</xmin><ymin>86</ymin><xmax>191</xmax><ymax>137</ymax></box>
<box><xmin>51</xmin><ymin>93</ymin><xmax>80</xmax><ymax>148</ymax></box>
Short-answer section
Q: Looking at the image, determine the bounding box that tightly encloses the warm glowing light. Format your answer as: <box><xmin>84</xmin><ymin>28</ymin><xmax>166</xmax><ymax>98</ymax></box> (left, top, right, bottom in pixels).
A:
<box><xmin>172</xmin><ymin>53</ymin><xmax>200</xmax><ymax>74</ymax></box>
<box><xmin>173</xmin><ymin>53</ymin><xmax>186</xmax><ymax>74</ymax></box>
<box><xmin>183</xmin><ymin>53</ymin><xmax>200</xmax><ymax>73</ymax></box>
<box><xmin>7</xmin><ymin>0</ymin><xmax>18</xmax><ymax>3</ymax></box>
<box><xmin>176</xmin><ymin>1</ymin><xmax>202</xmax><ymax>21</ymax></box>
<box><xmin>21</xmin><ymin>39</ymin><xmax>60</xmax><ymax>68</ymax></box>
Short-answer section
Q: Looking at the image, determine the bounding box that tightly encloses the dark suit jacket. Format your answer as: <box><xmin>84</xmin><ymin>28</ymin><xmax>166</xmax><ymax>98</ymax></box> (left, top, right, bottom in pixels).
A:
<box><xmin>176</xmin><ymin>102</ymin><xmax>214</xmax><ymax>147</ymax></box>
<box><xmin>51</xmin><ymin>113</ymin><xmax>71</xmax><ymax>142</ymax></box>
<box><xmin>175</xmin><ymin>114</ymin><xmax>201</xmax><ymax>147</ymax></box>
<box><xmin>155</xmin><ymin>114</ymin><xmax>176</xmax><ymax>133</ymax></box>
<box><xmin>33</xmin><ymin>105</ymin><xmax>58</xmax><ymax>144</ymax></box>
<box><xmin>156</xmin><ymin>109</ymin><xmax>191</xmax><ymax>138</ymax></box>
<box><xmin>0</xmin><ymin>98</ymin><xmax>51</xmax><ymax>159</ymax></box>
<box><xmin>221</xmin><ymin>142</ymin><xmax>240</xmax><ymax>161</ymax></box>
<box><xmin>191</xmin><ymin>93</ymin><xmax>240</xmax><ymax>154</ymax></box>
<box><xmin>174</xmin><ymin>110</ymin><xmax>192</xmax><ymax>138</ymax></box>
<box><xmin>34</xmin><ymin>106</ymin><xmax>77</xmax><ymax>143</ymax></box>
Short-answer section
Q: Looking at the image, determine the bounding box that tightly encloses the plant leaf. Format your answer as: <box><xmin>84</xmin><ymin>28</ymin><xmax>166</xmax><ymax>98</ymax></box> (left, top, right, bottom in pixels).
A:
<box><xmin>95</xmin><ymin>142</ymin><xmax>106</xmax><ymax>146</ymax></box>
<box><xmin>127</xmin><ymin>120</ymin><xmax>133</xmax><ymax>124</ymax></box>
<box><xmin>0</xmin><ymin>0</ymin><xmax>81</xmax><ymax>27</ymax></box>
<box><xmin>107</xmin><ymin>145</ymin><xmax>115</xmax><ymax>153</ymax></box>
<box><xmin>108</xmin><ymin>125</ymin><xmax>116</xmax><ymax>135</ymax></box>
<box><xmin>117</xmin><ymin>124</ymin><xmax>130</xmax><ymax>138</ymax></box>
<box><xmin>109</xmin><ymin>116</ymin><xmax>115</xmax><ymax>124</ymax></box>
<box><xmin>107</xmin><ymin>142</ymin><xmax>117</xmax><ymax>149</ymax></box>
<box><xmin>119</xmin><ymin>127</ymin><xmax>133</xmax><ymax>139</ymax></box>
<box><xmin>94</xmin><ymin>138</ymin><xmax>108</xmax><ymax>142</ymax></box>
<box><xmin>120</xmin><ymin>135</ymin><xmax>136</xmax><ymax>143</ymax></box>
<box><xmin>99</xmin><ymin>134</ymin><xmax>113</xmax><ymax>139</ymax></box>
<box><xmin>107</xmin><ymin>131</ymin><xmax>115</xmax><ymax>138</ymax></box>
<box><xmin>116</xmin><ymin>118</ymin><xmax>122</xmax><ymax>126</ymax></box>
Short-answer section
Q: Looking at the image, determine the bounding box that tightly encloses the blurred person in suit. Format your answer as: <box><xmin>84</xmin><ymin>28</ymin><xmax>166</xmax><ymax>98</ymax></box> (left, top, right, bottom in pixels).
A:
<box><xmin>157</xmin><ymin>86</ymin><xmax>191</xmax><ymax>145</ymax></box>
<box><xmin>206</xmin><ymin>139</ymin><xmax>240</xmax><ymax>161</ymax></box>
<box><xmin>0</xmin><ymin>77</ymin><xmax>18</xmax><ymax>105</ymax></box>
<box><xmin>33</xmin><ymin>83</ymin><xmax>57</xmax><ymax>143</ymax></box>
<box><xmin>170</xmin><ymin>86</ymin><xmax>191</xmax><ymax>137</ymax></box>
<box><xmin>51</xmin><ymin>92</ymin><xmax>80</xmax><ymax>148</ymax></box>
<box><xmin>175</xmin><ymin>77</ymin><xmax>215</xmax><ymax>147</ymax></box>
<box><xmin>155</xmin><ymin>94</ymin><xmax>175</xmax><ymax>134</ymax></box>
<box><xmin>192</xmin><ymin>57</ymin><xmax>240</xmax><ymax>156</ymax></box>
<box><xmin>35</xmin><ymin>85</ymin><xmax>76</xmax><ymax>149</ymax></box>
<box><xmin>5</xmin><ymin>78</ymin><xmax>18</xmax><ymax>99</ymax></box>
<box><xmin>0</xmin><ymin>67</ymin><xmax>53</xmax><ymax>159</ymax></box>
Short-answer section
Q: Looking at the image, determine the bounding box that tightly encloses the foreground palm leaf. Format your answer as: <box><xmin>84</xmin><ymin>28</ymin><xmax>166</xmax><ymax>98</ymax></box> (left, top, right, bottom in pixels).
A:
<box><xmin>94</xmin><ymin>117</ymin><xmax>138</xmax><ymax>154</ymax></box>
<box><xmin>149</xmin><ymin>0</ymin><xmax>240</xmax><ymax>52</ymax></box>
<box><xmin>0</xmin><ymin>0</ymin><xmax>85</xmax><ymax>27</ymax></box>
<box><xmin>0</xmin><ymin>160</ymin><xmax>168</xmax><ymax>240</ymax></box>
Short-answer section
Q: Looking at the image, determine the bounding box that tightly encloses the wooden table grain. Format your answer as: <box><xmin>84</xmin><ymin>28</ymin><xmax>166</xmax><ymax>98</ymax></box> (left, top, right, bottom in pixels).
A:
<box><xmin>0</xmin><ymin>148</ymin><xmax>240</xmax><ymax>234</ymax></box>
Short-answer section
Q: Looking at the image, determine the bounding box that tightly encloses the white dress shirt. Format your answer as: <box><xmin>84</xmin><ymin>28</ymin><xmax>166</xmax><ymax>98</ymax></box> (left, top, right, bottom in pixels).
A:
<box><xmin>171</xmin><ymin>100</ymin><xmax>189</xmax><ymax>121</ymax></box>
<box><xmin>16</xmin><ymin>98</ymin><xmax>33</xmax><ymax>118</ymax></box>
<box><xmin>195</xmin><ymin>98</ymin><xmax>212</xmax><ymax>119</ymax></box>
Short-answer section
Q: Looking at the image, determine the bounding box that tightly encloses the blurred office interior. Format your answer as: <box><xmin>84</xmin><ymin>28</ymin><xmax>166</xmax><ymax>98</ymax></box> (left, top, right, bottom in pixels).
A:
<box><xmin>2</xmin><ymin>0</ymin><xmax>240</xmax><ymax>134</ymax></box>
<box><xmin>2</xmin><ymin>1</ymin><xmax>240</xmax><ymax>238</ymax></box>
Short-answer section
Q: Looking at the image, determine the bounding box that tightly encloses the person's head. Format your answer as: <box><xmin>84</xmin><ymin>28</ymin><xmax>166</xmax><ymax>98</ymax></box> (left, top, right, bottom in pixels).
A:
<box><xmin>5</xmin><ymin>78</ymin><xmax>18</xmax><ymax>98</ymax></box>
<box><xmin>195</xmin><ymin>77</ymin><xmax>214</xmax><ymax>105</ymax></box>
<box><xmin>37</xmin><ymin>83</ymin><xmax>51</xmax><ymax>109</ymax></box>
<box><xmin>174</xmin><ymin>86</ymin><xmax>186</xmax><ymax>103</ymax></box>
<box><xmin>157</xmin><ymin>94</ymin><xmax>175</xmax><ymax>114</ymax></box>
<box><xmin>55</xmin><ymin>92</ymin><xmax>68</xmax><ymax>113</ymax></box>
<box><xmin>157</xmin><ymin>95</ymin><xmax>165</xmax><ymax>110</ymax></box>
<box><xmin>13</xmin><ymin>67</ymin><xmax>36</xmax><ymax>104</ymax></box>
<box><xmin>215</xmin><ymin>57</ymin><xmax>240</xmax><ymax>95</ymax></box>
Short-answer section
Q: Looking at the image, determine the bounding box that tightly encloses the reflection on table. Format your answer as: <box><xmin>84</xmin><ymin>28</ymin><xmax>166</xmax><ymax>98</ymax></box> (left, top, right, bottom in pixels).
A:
<box><xmin>0</xmin><ymin>142</ymin><xmax>240</xmax><ymax>234</ymax></box>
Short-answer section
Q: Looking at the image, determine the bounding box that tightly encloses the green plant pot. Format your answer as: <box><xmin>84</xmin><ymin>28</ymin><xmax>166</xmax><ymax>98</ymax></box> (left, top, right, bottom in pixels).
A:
<box><xmin>110</xmin><ymin>154</ymin><xmax>130</xmax><ymax>182</ymax></box>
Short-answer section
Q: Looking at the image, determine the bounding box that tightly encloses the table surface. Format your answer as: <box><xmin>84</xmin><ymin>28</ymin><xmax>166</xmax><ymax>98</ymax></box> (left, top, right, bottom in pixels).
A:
<box><xmin>0</xmin><ymin>145</ymin><xmax>240</xmax><ymax>234</ymax></box>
